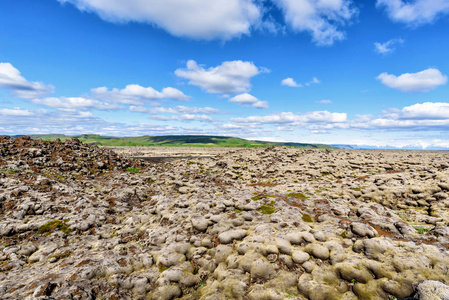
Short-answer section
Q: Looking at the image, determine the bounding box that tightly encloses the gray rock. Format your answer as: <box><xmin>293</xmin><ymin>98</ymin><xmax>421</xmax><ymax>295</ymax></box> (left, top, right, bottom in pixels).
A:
<box><xmin>292</xmin><ymin>251</ymin><xmax>310</xmax><ymax>264</ymax></box>
<box><xmin>218</xmin><ymin>229</ymin><xmax>247</xmax><ymax>244</ymax></box>
<box><xmin>414</xmin><ymin>280</ymin><xmax>449</xmax><ymax>300</ymax></box>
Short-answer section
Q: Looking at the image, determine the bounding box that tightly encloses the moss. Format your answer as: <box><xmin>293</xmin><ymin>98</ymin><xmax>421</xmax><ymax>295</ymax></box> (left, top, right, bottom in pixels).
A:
<box><xmin>414</xmin><ymin>226</ymin><xmax>430</xmax><ymax>234</ymax></box>
<box><xmin>158</xmin><ymin>263</ymin><xmax>170</xmax><ymax>273</ymax></box>
<box><xmin>286</xmin><ymin>192</ymin><xmax>309</xmax><ymax>199</ymax></box>
<box><xmin>48</xmin><ymin>251</ymin><xmax>72</xmax><ymax>261</ymax></box>
<box><xmin>321</xmin><ymin>172</ymin><xmax>330</xmax><ymax>176</ymax></box>
<box><xmin>37</xmin><ymin>220</ymin><xmax>72</xmax><ymax>235</ymax></box>
<box><xmin>302</xmin><ymin>213</ymin><xmax>314</xmax><ymax>223</ymax></box>
<box><xmin>286</xmin><ymin>292</ymin><xmax>299</xmax><ymax>298</ymax></box>
<box><xmin>257</xmin><ymin>204</ymin><xmax>276</xmax><ymax>214</ymax></box>
<box><xmin>126</xmin><ymin>167</ymin><xmax>140</xmax><ymax>173</ymax></box>
<box><xmin>251</xmin><ymin>194</ymin><xmax>275</xmax><ymax>201</ymax></box>
<box><xmin>234</xmin><ymin>209</ymin><xmax>243</xmax><ymax>213</ymax></box>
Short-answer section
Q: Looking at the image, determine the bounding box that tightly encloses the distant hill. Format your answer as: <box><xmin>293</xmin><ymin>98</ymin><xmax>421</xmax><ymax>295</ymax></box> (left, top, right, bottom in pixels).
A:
<box><xmin>332</xmin><ymin>144</ymin><xmax>449</xmax><ymax>150</ymax></box>
<box><xmin>14</xmin><ymin>134</ymin><xmax>335</xmax><ymax>149</ymax></box>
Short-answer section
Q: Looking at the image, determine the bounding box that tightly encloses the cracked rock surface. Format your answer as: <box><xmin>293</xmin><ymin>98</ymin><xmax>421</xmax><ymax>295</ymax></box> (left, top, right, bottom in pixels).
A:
<box><xmin>1</xmin><ymin>137</ymin><xmax>449</xmax><ymax>299</ymax></box>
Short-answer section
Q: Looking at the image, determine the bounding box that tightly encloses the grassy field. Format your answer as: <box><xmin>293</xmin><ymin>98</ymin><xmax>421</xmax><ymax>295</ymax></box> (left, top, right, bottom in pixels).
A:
<box><xmin>16</xmin><ymin>134</ymin><xmax>335</xmax><ymax>149</ymax></box>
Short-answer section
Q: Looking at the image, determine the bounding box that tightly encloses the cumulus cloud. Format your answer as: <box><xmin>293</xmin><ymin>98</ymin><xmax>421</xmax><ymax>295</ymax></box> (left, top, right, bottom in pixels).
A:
<box><xmin>376</xmin><ymin>68</ymin><xmax>448</xmax><ymax>92</ymax></box>
<box><xmin>91</xmin><ymin>84</ymin><xmax>189</xmax><ymax>105</ymax></box>
<box><xmin>271</xmin><ymin>0</ymin><xmax>358</xmax><ymax>45</ymax></box>
<box><xmin>0</xmin><ymin>108</ymin><xmax>34</xmax><ymax>116</ymax></box>
<box><xmin>346</xmin><ymin>102</ymin><xmax>449</xmax><ymax>131</ymax></box>
<box><xmin>32</xmin><ymin>97</ymin><xmax>123</xmax><ymax>111</ymax></box>
<box><xmin>376</xmin><ymin>0</ymin><xmax>449</xmax><ymax>26</ymax></box>
<box><xmin>152</xmin><ymin>114</ymin><xmax>214</xmax><ymax>122</ymax></box>
<box><xmin>231</xmin><ymin>111</ymin><xmax>347</xmax><ymax>124</ymax></box>
<box><xmin>130</xmin><ymin>105</ymin><xmax>221</xmax><ymax>114</ymax></box>
<box><xmin>281</xmin><ymin>77</ymin><xmax>320</xmax><ymax>87</ymax></box>
<box><xmin>281</xmin><ymin>77</ymin><xmax>302</xmax><ymax>87</ymax></box>
<box><xmin>374</xmin><ymin>38</ymin><xmax>404</xmax><ymax>54</ymax></box>
<box><xmin>385</xmin><ymin>102</ymin><xmax>449</xmax><ymax>120</ymax></box>
<box><xmin>175</xmin><ymin>60</ymin><xmax>265</xmax><ymax>94</ymax></box>
<box><xmin>58</xmin><ymin>0</ymin><xmax>261</xmax><ymax>40</ymax></box>
<box><xmin>229</xmin><ymin>93</ymin><xmax>269</xmax><ymax>109</ymax></box>
<box><xmin>0</xmin><ymin>62</ymin><xmax>55</xmax><ymax>98</ymax></box>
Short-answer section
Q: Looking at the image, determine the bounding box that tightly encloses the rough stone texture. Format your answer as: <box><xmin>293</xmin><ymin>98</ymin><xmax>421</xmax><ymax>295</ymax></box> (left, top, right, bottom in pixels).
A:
<box><xmin>414</xmin><ymin>280</ymin><xmax>449</xmax><ymax>300</ymax></box>
<box><xmin>1</xmin><ymin>138</ymin><xmax>449</xmax><ymax>299</ymax></box>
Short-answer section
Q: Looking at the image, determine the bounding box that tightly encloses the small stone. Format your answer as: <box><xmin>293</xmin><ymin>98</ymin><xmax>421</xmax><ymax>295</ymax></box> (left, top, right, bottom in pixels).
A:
<box><xmin>218</xmin><ymin>229</ymin><xmax>247</xmax><ymax>244</ymax></box>
<box><xmin>192</xmin><ymin>217</ymin><xmax>210</xmax><ymax>232</ymax></box>
<box><xmin>153</xmin><ymin>285</ymin><xmax>182</xmax><ymax>300</ymax></box>
<box><xmin>302</xmin><ymin>261</ymin><xmax>316</xmax><ymax>273</ymax></box>
<box><xmin>250</xmin><ymin>259</ymin><xmax>276</xmax><ymax>280</ymax></box>
<box><xmin>305</xmin><ymin>243</ymin><xmax>330</xmax><ymax>260</ymax></box>
<box><xmin>292</xmin><ymin>251</ymin><xmax>310</xmax><ymax>264</ymax></box>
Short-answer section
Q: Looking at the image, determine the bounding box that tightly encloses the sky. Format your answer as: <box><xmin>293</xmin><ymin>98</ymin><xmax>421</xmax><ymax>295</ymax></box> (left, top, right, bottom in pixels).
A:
<box><xmin>1</xmin><ymin>0</ymin><xmax>449</xmax><ymax>148</ymax></box>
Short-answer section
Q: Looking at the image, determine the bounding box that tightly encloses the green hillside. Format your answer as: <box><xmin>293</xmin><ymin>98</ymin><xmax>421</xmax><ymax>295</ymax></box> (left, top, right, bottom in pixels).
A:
<box><xmin>16</xmin><ymin>134</ymin><xmax>335</xmax><ymax>149</ymax></box>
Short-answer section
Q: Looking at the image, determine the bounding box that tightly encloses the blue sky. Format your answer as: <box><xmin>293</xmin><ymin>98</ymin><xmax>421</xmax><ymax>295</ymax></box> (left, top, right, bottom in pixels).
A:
<box><xmin>1</xmin><ymin>0</ymin><xmax>449</xmax><ymax>147</ymax></box>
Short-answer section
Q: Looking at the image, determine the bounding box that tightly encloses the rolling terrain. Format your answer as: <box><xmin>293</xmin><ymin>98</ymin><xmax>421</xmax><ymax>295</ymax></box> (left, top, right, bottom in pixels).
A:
<box><xmin>16</xmin><ymin>134</ymin><xmax>335</xmax><ymax>149</ymax></box>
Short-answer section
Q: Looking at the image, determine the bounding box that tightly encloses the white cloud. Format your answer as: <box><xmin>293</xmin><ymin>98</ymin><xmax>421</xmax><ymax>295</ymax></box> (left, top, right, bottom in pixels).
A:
<box><xmin>252</xmin><ymin>100</ymin><xmax>269</xmax><ymax>109</ymax></box>
<box><xmin>305</xmin><ymin>77</ymin><xmax>320</xmax><ymax>86</ymax></box>
<box><xmin>374</xmin><ymin>38</ymin><xmax>403</xmax><ymax>54</ymax></box>
<box><xmin>0</xmin><ymin>108</ymin><xmax>34</xmax><ymax>116</ymax></box>
<box><xmin>152</xmin><ymin>114</ymin><xmax>214</xmax><ymax>122</ymax></box>
<box><xmin>348</xmin><ymin>102</ymin><xmax>449</xmax><ymax>131</ymax></box>
<box><xmin>281</xmin><ymin>77</ymin><xmax>302</xmax><ymax>87</ymax></box>
<box><xmin>58</xmin><ymin>0</ymin><xmax>261</xmax><ymax>41</ymax></box>
<box><xmin>376</xmin><ymin>0</ymin><xmax>449</xmax><ymax>26</ymax></box>
<box><xmin>91</xmin><ymin>84</ymin><xmax>189</xmax><ymax>105</ymax></box>
<box><xmin>229</xmin><ymin>93</ymin><xmax>269</xmax><ymax>109</ymax></box>
<box><xmin>130</xmin><ymin>105</ymin><xmax>220</xmax><ymax>115</ymax></box>
<box><xmin>271</xmin><ymin>0</ymin><xmax>358</xmax><ymax>45</ymax></box>
<box><xmin>231</xmin><ymin>111</ymin><xmax>347</xmax><ymax>124</ymax></box>
<box><xmin>386</xmin><ymin>102</ymin><xmax>449</xmax><ymax>120</ymax></box>
<box><xmin>315</xmin><ymin>99</ymin><xmax>332</xmax><ymax>104</ymax></box>
<box><xmin>175</xmin><ymin>60</ymin><xmax>265</xmax><ymax>94</ymax></box>
<box><xmin>32</xmin><ymin>97</ymin><xmax>122</xmax><ymax>111</ymax></box>
<box><xmin>281</xmin><ymin>76</ymin><xmax>320</xmax><ymax>87</ymax></box>
<box><xmin>0</xmin><ymin>62</ymin><xmax>54</xmax><ymax>98</ymax></box>
<box><xmin>376</xmin><ymin>68</ymin><xmax>448</xmax><ymax>92</ymax></box>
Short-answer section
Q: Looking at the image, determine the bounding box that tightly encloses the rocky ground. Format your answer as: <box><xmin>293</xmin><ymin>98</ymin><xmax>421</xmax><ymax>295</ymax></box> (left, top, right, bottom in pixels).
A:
<box><xmin>1</xmin><ymin>137</ymin><xmax>449</xmax><ymax>299</ymax></box>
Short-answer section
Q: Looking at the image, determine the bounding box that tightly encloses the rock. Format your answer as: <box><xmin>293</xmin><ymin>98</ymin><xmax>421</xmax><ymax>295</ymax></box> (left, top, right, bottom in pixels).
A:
<box><xmin>153</xmin><ymin>285</ymin><xmax>182</xmax><ymax>300</ymax></box>
<box><xmin>351</xmin><ymin>222</ymin><xmax>378</xmax><ymax>238</ymax></box>
<box><xmin>292</xmin><ymin>251</ymin><xmax>310</xmax><ymax>264</ymax></box>
<box><xmin>192</xmin><ymin>216</ymin><xmax>211</xmax><ymax>232</ymax></box>
<box><xmin>305</xmin><ymin>243</ymin><xmax>330</xmax><ymax>260</ymax></box>
<box><xmin>250</xmin><ymin>259</ymin><xmax>276</xmax><ymax>280</ymax></box>
<box><xmin>413</xmin><ymin>280</ymin><xmax>449</xmax><ymax>300</ymax></box>
<box><xmin>218</xmin><ymin>229</ymin><xmax>247</xmax><ymax>244</ymax></box>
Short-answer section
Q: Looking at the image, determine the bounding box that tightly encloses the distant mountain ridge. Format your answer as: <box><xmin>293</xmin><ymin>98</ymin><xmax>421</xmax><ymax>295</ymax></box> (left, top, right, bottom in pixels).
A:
<box><xmin>13</xmin><ymin>134</ymin><xmax>335</xmax><ymax>149</ymax></box>
<box><xmin>332</xmin><ymin>144</ymin><xmax>449</xmax><ymax>150</ymax></box>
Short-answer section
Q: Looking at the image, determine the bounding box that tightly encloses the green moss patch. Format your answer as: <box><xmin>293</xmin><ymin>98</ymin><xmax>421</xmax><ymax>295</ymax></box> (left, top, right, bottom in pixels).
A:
<box><xmin>37</xmin><ymin>220</ymin><xmax>72</xmax><ymax>235</ymax></box>
<box><xmin>257</xmin><ymin>203</ymin><xmax>276</xmax><ymax>214</ymax></box>
<box><xmin>286</xmin><ymin>192</ymin><xmax>309</xmax><ymax>199</ymax></box>
<box><xmin>414</xmin><ymin>226</ymin><xmax>430</xmax><ymax>234</ymax></box>
<box><xmin>301</xmin><ymin>213</ymin><xmax>314</xmax><ymax>223</ymax></box>
<box><xmin>251</xmin><ymin>194</ymin><xmax>275</xmax><ymax>201</ymax></box>
<box><xmin>126</xmin><ymin>167</ymin><xmax>140</xmax><ymax>173</ymax></box>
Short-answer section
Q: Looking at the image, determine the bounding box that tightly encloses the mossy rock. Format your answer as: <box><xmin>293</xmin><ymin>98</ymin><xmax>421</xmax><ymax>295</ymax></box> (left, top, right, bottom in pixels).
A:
<box><xmin>286</xmin><ymin>192</ymin><xmax>309</xmax><ymax>199</ymax></box>
<box><xmin>302</xmin><ymin>213</ymin><xmax>314</xmax><ymax>223</ymax></box>
<box><xmin>258</xmin><ymin>204</ymin><xmax>276</xmax><ymax>214</ymax></box>
<box><xmin>37</xmin><ymin>220</ymin><xmax>72</xmax><ymax>235</ymax></box>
